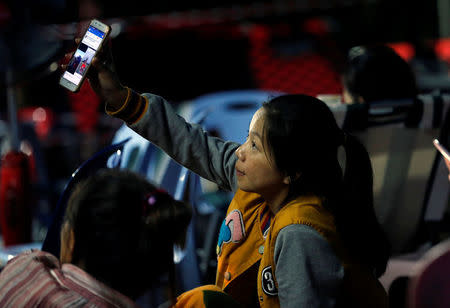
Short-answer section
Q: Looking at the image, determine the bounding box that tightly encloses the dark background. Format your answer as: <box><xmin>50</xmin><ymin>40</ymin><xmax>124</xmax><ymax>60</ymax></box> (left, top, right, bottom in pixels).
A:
<box><xmin>0</xmin><ymin>0</ymin><xmax>448</xmax><ymax>224</ymax></box>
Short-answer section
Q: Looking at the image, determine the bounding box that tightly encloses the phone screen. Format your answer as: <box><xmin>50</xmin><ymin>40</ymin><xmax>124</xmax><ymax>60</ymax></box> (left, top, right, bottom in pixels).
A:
<box><xmin>61</xmin><ymin>25</ymin><xmax>107</xmax><ymax>87</ymax></box>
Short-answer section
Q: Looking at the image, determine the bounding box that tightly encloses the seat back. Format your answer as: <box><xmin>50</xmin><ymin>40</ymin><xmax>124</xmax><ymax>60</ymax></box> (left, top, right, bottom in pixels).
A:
<box><xmin>330</xmin><ymin>93</ymin><xmax>450</xmax><ymax>254</ymax></box>
<box><xmin>182</xmin><ymin>89</ymin><xmax>281</xmax><ymax>143</ymax></box>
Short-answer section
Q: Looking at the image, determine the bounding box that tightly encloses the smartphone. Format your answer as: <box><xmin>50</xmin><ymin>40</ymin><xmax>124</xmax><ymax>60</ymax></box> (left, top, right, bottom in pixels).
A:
<box><xmin>59</xmin><ymin>19</ymin><xmax>110</xmax><ymax>92</ymax></box>
<box><xmin>433</xmin><ymin>139</ymin><xmax>450</xmax><ymax>162</ymax></box>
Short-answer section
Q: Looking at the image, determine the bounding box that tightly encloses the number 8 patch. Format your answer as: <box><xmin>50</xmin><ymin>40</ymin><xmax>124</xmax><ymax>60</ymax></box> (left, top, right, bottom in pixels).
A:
<box><xmin>261</xmin><ymin>266</ymin><xmax>278</xmax><ymax>296</ymax></box>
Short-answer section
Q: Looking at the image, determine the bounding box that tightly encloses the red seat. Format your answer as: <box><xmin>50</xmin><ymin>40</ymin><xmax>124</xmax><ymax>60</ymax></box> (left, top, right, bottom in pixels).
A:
<box><xmin>408</xmin><ymin>239</ymin><xmax>450</xmax><ymax>308</ymax></box>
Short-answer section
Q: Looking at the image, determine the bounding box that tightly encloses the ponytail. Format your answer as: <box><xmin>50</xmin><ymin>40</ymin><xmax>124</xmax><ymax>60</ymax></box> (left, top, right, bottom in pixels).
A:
<box><xmin>138</xmin><ymin>189</ymin><xmax>192</xmax><ymax>302</ymax></box>
<box><xmin>338</xmin><ymin>133</ymin><xmax>391</xmax><ymax>277</ymax></box>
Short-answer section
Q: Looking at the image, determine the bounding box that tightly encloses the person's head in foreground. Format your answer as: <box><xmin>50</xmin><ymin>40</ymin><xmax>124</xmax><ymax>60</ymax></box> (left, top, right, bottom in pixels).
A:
<box><xmin>340</xmin><ymin>44</ymin><xmax>422</xmax><ymax>130</ymax></box>
<box><xmin>342</xmin><ymin>44</ymin><xmax>417</xmax><ymax>104</ymax></box>
<box><xmin>60</xmin><ymin>168</ymin><xmax>192</xmax><ymax>301</ymax></box>
<box><xmin>235</xmin><ymin>94</ymin><xmax>390</xmax><ymax>277</ymax></box>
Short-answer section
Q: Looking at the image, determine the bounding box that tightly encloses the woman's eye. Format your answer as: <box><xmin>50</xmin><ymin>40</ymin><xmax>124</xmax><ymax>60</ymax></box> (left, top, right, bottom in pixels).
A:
<box><xmin>251</xmin><ymin>141</ymin><xmax>257</xmax><ymax>149</ymax></box>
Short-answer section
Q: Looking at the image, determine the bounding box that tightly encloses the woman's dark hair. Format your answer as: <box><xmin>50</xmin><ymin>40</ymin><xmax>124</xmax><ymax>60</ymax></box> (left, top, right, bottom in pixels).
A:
<box><xmin>262</xmin><ymin>94</ymin><xmax>391</xmax><ymax>277</ymax></box>
<box><xmin>63</xmin><ymin>169</ymin><xmax>192</xmax><ymax>299</ymax></box>
<box><xmin>342</xmin><ymin>44</ymin><xmax>418</xmax><ymax>103</ymax></box>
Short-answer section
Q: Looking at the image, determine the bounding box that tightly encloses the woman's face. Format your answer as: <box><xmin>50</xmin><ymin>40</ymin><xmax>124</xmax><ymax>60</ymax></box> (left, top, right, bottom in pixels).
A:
<box><xmin>342</xmin><ymin>87</ymin><xmax>354</xmax><ymax>104</ymax></box>
<box><xmin>342</xmin><ymin>84</ymin><xmax>364</xmax><ymax>104</ymax></box>
<box><xmin>235</xmin><ymin>108</ymin><xmax>287</xmax><ymax>196</ymax></box>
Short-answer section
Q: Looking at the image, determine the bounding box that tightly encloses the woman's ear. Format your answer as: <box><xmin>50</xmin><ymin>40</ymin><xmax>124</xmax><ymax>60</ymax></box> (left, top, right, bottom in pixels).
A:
<box><xmin>60</xmin><ymin>222</ymin><xmax>75</xmax><ymax>264</ymax></box>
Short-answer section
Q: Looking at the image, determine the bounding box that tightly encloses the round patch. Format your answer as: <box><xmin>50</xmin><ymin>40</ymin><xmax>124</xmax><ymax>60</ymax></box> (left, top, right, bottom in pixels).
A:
<box><xmin>216</xmin><ymin>209</ymin><xmax>246</xmax><ymax>256</ymax></box>
<box><xmin>261</xmin><ymin>266</ymin><xmax>278</xmax><ymax>296</ymax></box>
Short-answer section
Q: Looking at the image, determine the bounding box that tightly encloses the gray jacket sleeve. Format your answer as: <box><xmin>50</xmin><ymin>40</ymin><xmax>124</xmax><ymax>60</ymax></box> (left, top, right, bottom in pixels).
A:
<box><xmin>274</xmin><ymin>224</ymin><xmax>344</xmax><ymax>308</ymax></box>
<box><xmin>129</xmin><ymin>93</ymin><xmax>239</xmax><ymax>192</ymax></box>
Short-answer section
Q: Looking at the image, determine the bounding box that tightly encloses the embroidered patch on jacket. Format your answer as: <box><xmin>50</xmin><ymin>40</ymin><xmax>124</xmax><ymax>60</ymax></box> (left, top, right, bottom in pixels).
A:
<box><xmin>261</xmin><ymin>266</ymin><xmax>278</xmax><ymax>296</ymax></box>
<box><xmin>216</xmin><ymin>209</ymin><xmax>246</xmax><ymax>256</ymax></box>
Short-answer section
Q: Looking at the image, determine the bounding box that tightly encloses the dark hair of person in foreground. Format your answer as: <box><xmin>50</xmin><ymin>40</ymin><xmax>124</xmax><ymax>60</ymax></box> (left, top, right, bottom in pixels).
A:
<box><xmin>62</xmin><ymin>168</ymin><xmax>192</xmax><ymax>300</ymax></box>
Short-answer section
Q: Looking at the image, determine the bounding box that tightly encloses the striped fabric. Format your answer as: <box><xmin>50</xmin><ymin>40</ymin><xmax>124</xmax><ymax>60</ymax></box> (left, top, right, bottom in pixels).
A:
<box><xmin>259</xmin><ymin>204</ymin><xmax>271</xmax><ymax>237</ymax></box>
<box><xmin>0</xmin><ymin>250</ymin><xmax>137</xmax><ymax>308</ymax></box>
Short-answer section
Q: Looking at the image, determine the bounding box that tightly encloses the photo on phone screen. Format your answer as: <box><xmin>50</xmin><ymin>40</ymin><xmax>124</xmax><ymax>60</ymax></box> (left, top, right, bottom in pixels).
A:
<box><xmin>60</xmin><ymin>21</ymin><xmax>109</xmax><ymax>92</ymax></box>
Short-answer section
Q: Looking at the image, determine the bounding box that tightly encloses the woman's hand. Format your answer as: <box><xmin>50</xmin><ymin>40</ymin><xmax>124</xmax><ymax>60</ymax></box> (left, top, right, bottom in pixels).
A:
<box><xmin>61</xmin><ymin>38</ymin><xmax>127</xmax><ymax>109</ymax></box>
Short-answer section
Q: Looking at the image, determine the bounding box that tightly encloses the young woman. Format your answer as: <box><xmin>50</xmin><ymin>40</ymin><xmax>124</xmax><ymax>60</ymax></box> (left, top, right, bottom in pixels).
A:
<box><xmin>78</xmin><ymin>42</ymin><xmax>391</xmax><ymax>308</ymax></box>
<box><xmin>0</xmin><ymin>169</ymin><xmax>192</xmax><ymax>307</ymax></box>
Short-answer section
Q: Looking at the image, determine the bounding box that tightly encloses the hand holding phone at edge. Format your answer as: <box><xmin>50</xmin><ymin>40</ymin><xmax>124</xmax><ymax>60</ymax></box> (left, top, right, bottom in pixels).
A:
<box><xmin>434</xmin><ymin>139</ymin><xmax>450</xmax><ymax>182</ymax></box>
<box><xmin>62</xmin><ymin>37</ymin><xmax>127</xmax><ymax>109</ymax></box>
